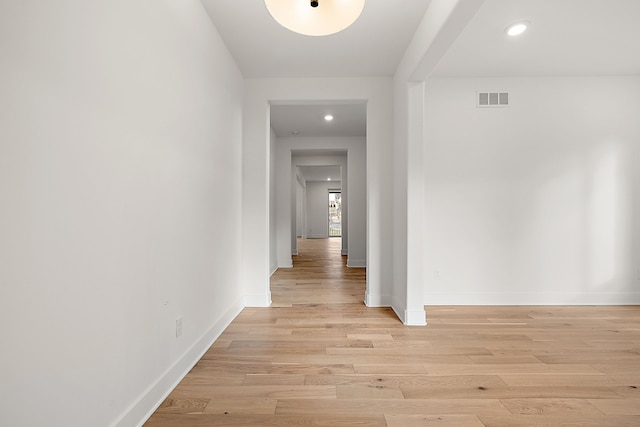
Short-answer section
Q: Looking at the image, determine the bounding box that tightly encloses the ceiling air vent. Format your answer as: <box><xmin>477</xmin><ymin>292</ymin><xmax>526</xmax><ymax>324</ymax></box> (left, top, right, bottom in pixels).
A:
<box><xmin>477</xmin><ymin>91</ymin><xmax>509</xmax><ymax>108</ymax></box>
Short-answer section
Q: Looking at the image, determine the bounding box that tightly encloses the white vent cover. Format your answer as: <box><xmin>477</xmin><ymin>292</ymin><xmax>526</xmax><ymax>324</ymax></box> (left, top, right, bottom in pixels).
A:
<box><xmin>477</xmin><ymin>91</ymin><xmax>509</xmax><ymax>108</ymax></box>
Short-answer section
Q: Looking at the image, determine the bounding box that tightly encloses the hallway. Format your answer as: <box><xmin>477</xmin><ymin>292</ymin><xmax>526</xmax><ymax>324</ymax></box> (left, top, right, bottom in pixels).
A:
<box><xmin>271</xmin><ymin>237</ymin><xmax>366</xmax><ymax>306</ymax></box>
<box><xmin>144</xmin><ymin>238</ymin><xmax>640</xmax><ymax>426</ymax></box>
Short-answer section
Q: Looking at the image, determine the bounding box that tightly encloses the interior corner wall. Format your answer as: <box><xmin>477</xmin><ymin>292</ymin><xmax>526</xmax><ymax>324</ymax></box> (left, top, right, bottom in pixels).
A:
<box><xmin>296</xmin><ymin>177</ymin><xmax>305</xmax><ymax>238</ymax></box>
<box><xmin>0</xmin><ymin>2</ymin><xmax>245</xmax><ymax>427</ymax></box>
<box><xmin>423</xmin><ymin>76</ymin><xmax>640</xmax><ymax>305</ymax></box>
<box><xmin>269</xmin><ymin>127</ymin><xmax>278</xmax><ymax>275</ymax></box>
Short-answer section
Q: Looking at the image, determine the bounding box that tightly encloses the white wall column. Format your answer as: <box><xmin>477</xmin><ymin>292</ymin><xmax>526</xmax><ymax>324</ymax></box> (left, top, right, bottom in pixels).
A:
<box><xmin>347</xmin><ymin>143</ymin><xmax>366</xmax><ymax>267</ymax></box>
<box><xmin>405</xmin><ymin>82</ymin><xmax>427</xmax><ymax>325</ymax></box>
<box><xmin>392</xmin><ymin>0</ymin><xmax>484</xmax><ymax>324</ymax></box>
<box><xmin>276</xmin><ymin>146</ymin><xmax>293</xmax><ymax>267</ymax></box>
<box><xmin>242</xmin><ymin>97</ymin><xmax>272</xmax><ymax>306</ymax></box>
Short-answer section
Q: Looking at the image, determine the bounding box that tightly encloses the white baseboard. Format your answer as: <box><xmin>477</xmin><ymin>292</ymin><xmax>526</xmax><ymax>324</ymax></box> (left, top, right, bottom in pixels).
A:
<box><xmin>114</xmin><ymin>296</ymin><xmax>244</xmax><ymax>427</ymax></box>
<box><xmin>307</xmin><ymin>234</ymin><xmax>328</xmax><ymax>239</ymax></box>
<box><xmin>347</xmin><ymin>259</ymin><xmax>366</xmax><ymax>268</ymax></box>
<box><xmin>364</xmin><ymin>292</ymin><xmax>392</xmax><ymax>307</ymax></box>
<box><xmin>244</xmin><ymin>292</ymin><xmax>272</xmax><ymax>307</ymax></box>
<box><xmin>270</xmin><ymin>264</ymin><xmax>278</xmax><ymax>277</ymax></box>
<box><xmin>388</xmin><ymin>296</ymin><xmax>425</xmax><ymax>326</ymax></box>
<box><xmin>404</xmin><ymin>309</ymin><xmax>427</xmax><ymax>326</ymax></box>
<box><xmin>423</xmin><ymin>292</ymin><xmax>640</xmax><ymax>306</ymax></box>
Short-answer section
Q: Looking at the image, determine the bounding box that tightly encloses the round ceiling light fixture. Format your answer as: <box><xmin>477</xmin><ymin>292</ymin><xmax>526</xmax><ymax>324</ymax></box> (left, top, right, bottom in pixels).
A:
<box><xmin>324</xmin><ymin>114</ymin><xmax>334</xmax><ymax>121</ymax></box>
<box><xmin>505</xmin><ymin>21</ymin><xmax>530</xmax><ymax>37</ymax></box>
<box><xmin>264</xmin><ymin>0</ymin><xmax>366</xmax><ymax>36</ymax></box>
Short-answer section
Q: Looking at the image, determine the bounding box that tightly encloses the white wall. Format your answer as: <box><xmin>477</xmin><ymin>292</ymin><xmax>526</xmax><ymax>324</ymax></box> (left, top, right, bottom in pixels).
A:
<box><xmin>0</xmin><ymin>1</ymin><xmax>244</xmax><ymax>426</ymax></box>
<box><xmin>306</xmin><ymin>181</ymin><xmax>342</xmax><ymax>238</ymax></box>
<box><xmin>423</xmin><ymin>76</ymin><xmax>640</xmax><ymax>305</ymax></box>
<box><xmin>269</xmin><ymin>127</ymin><xmax>278</xmax><ymax>275</ymax></box>
<box><xmin>296</xmin><ymin>176</ymin><xmax>305</xmax><ymax>238</ymax></box>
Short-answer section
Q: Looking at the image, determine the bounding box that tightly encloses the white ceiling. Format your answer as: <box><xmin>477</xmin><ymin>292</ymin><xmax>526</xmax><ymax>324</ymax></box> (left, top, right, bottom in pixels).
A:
<box><xmin>201</xmin><ymin>0</ymin><xmax>640</xmax><ymax>138</ymax></box>
<box><xmin>270</xmin><ymin>103</ymin><xmax>366</xmax><ymax>137</ymax></box>
<box><xmin>200</xmin><ymin>0</ymin><xmax>432</xmax><ymax>78</ymax></box>
<box><xmin>432</xmin><ymin>0</ymin><xmax>640</xmax><ymax>77</ymax></box>
<box><xmin>203</xmin><ymin>0</ymin><xmax>640</xmax><ymax>80</ymax></box>
<box><xmin>297</xmin><ymin>165</ymin><xmax>342</xmax><ymax>182</ymax></box>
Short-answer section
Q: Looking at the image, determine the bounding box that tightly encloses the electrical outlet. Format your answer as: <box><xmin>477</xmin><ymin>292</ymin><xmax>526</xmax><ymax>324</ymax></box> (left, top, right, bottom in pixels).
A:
<box><xmin>176</xmin><ymin>316</ymin><xmax>183</xmax><ymax>338</ymax></box>
<box><xmin>434</xmin><ymin>271</ymin><xmax>440</xmax><ymax>280</ymax></box>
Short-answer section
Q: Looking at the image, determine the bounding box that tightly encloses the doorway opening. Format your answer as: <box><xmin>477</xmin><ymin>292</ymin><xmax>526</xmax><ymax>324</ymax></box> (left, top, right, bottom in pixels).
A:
<box><xmin>328</xmin><ymin>190</ymin><xmax>342</xmax><ymax>237</ymax></box>
<box><xmin>268</xmin><ymin>100</ymin><xmax>367</xmax><ymax>300</ymax></box>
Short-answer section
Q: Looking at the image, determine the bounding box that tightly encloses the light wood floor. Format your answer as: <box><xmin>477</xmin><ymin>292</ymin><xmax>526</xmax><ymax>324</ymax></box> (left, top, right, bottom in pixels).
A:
<box><xmin>145</xmin><ymin>238</ymin><xmax>640</xmax><ymax>426</ymax></box>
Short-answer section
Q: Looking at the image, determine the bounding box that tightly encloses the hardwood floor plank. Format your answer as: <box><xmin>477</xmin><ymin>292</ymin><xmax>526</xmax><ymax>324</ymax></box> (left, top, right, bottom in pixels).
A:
<box><xmin>402</xmin><ymin>385</ymin><xmax>620</xmax><ymax>400</ymax></box>
<box><xmin>169</xmin><ymin>385</ymin><xmax>337</xmax><ymax>400</ymax></box>
<box><xmin>145</xmin><ymin>414</ymin><xmax>387</xmax><ymax>426</ymax></box>
<box><xmin>155</xmin><ymin>398</ymin><xmax>210</xmax><ymax>415</ymax></box>
<box><xmin>479</xmin><ymin>414</ymin><xmax>640</xmax><ymax>427</ymax></box>
<box><xmin>336</xmin><ymin>384</ymin><xmax>405</xmax><ymax>399</ymax></box>
<box><xmin>201</xmin><ymin>398</ymin><xmax>278</xmax><ymax>415</ymax></box>
<box><xmin>498</xmin><ymin>373</ymin><xmax>615</xmax><ymax>387</ymax></box>
<box><xmin>274</xmin><ymin>398</ymin><xmax>511</xmax><ymax>416</ymax></box>
<box><xmin>385</xmin><ymin>414</ymin><xmax>485</xmax><ymax>427</ymax></box>
<box><xmin>499</xmin><ymin>398</ymin><xmax>604</xmax><ymax>416</ymax></box>
<box><xmin>242</xmin><ymin>374</ymin><xmax>306</xmax><ymax>386</ymax></box>
<box><xmin>587</xmin><ymin>398</ymin><xmax>640</xmax><ymax>415</ymax></box>
<box><xmin>143</xmin><ymin>238</ymin><xmax>640</xmax><ymax>427</ymax></box>
<box><xmin>353</xmin><ymin>364</ymin><xmax>428</xmax><ymax>374</ymax></box>
<box><xmin>423</xmin><ymin>363</ymin><xmax>602</xmax><ymax>376</ymax></box>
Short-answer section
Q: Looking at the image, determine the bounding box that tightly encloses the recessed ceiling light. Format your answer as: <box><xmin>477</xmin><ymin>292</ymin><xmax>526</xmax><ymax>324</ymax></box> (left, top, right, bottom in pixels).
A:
<box><xmin>292</xmin><ymin>130</ymin><xmax>300</xmax><ymax>135</ymax></box>
<box><xmin>324</xmin><ymin>114</ymin><xmax>334</xmax><ymax>121</ymax></box>
<box><xmin>505</xmin><ymin>21</ymin><xmax>529</xmax><ymax>37</ymax></box>
<box><xmin>327</xmin><ymin>177</ymin><xmax>331</xmax><ymax>181</ymax></box>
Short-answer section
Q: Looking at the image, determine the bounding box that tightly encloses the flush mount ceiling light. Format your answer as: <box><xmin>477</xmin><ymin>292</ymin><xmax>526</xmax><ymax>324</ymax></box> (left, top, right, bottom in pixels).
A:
<box><xmin>324</xmin><ymin>114</ymin><xmax>334</xmax><ymax>121</ymax></box>
<box><xmin>505</xmin><ymin>21</ymin><xmax>530</xmax><ymax>36</ymax></box>
<box><xmin>264</xmin><ymin>0</ymin><xmax>366</xmax><ymax>36</ymax></box>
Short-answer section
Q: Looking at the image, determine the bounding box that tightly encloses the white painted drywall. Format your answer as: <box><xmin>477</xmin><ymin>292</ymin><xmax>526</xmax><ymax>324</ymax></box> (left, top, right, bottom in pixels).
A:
<box><xmin>306</xmin><ymin>181</ymin><xmax>342</xmax><ymax>238</ymax></box>
<box><xmin>392</xmin><ymin>0</ymin><xmax>482</xmax><ymax>324</ymax></box>
<box><xmin>269</xmin><ymin>127</ymin><xmax>278</xmax><ymax>275</ymax></box>
<box><xmin>242</xmin><ymin>79</ymin><xmax>393</xmax><ymax>307</ymax></box>
<box><xmin>296</xmin><ymin>177</ymin><xmax>305</xmax><ymax>238</ymax></box>
<box><xmin>0</xmin><ymin>1</ymin><xmax>244</xmax><ymax>426</ymax></box>
<box><xmin>423</xmin><ymin>76</ymin><xmax>640</xmax><ymax>305</ymax></box>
